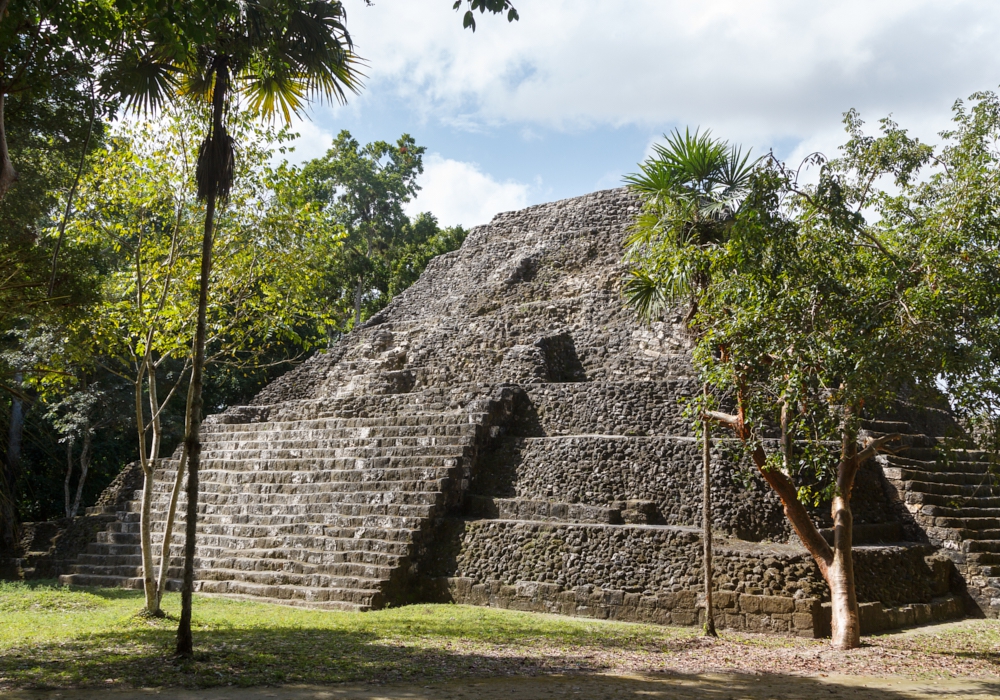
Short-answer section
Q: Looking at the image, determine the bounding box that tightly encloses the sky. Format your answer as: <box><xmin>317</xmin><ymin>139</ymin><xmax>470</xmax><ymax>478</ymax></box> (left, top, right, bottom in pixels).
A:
<box><xmin>286</xmin><ymin>0</ymin><xmax>1000</xmax><ymax>228</ymax></box>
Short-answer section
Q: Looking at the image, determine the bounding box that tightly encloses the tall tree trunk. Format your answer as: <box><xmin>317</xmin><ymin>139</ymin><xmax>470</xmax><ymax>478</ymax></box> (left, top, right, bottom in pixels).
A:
<box><xmin>0</xmin><ymin>93</ymin><xmax>18</xmax><ymax>200</ymax></box>
<box><xmin>702</xmin><ymin>384</ymin><xmax>717</xmax><ymax>637</ymax></box>
<box><xmin>141</xmin><ymin>358</ymin><xmax>164</xmax><ymax>615</ymax></box>
<box><xmin>177</xmin><ymin>58</ymin><xmax>228</xmax><ymax>656</ymax></box>
<box><xmin>156</xmin><ymin>379</ymin><xmax>195</xmax><ymax>606</ymax></box>
<box><xmin>176</xmin><ymin>189</ymin><xmax>214</xmax><ymax>656</ymax></box>
<box><xmin>69</xmin><ymin>431</ymin><xmax>91</xmax><ymax>518</ymax></box>
<box><xmin>829</xmin><ymin>420</ymin><xmax>861</xmax><ymax>649</ymax></box>
<box><xmin>133</xmin><ymin>358</ymin><xmax>158</xmax><ymax>613</ymax></box>
<box><xmin>63</xmin><ymin>441</ymin><xmax>74</xmax><ymax>519</ymax></box>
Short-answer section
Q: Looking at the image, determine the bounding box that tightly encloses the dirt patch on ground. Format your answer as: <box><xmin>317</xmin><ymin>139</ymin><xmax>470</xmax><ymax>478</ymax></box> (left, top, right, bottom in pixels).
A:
<box><xmin>5</xmin><ymin>672</ymin><xmax>1000</xmax><ymax>700</ymax></box>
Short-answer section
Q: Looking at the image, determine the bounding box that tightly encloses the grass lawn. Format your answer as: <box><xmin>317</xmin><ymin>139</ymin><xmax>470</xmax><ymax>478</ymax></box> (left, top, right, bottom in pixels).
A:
<box><xmin>1</xmin><ymin>580</ymin><xmax>999</xmax><ymax>691</ymax></box>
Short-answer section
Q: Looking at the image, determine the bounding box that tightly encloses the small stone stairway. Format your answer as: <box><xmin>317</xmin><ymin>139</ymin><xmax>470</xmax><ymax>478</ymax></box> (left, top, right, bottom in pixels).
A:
<box><xmin>866</xmin><ymin>419</ymin><xmax>1000</xmax><ymax>617</ymax></box>
<box><xmin>60</xmin><ymin>390</ymin><xmax>507</xmax><ymax>610</ymax></box>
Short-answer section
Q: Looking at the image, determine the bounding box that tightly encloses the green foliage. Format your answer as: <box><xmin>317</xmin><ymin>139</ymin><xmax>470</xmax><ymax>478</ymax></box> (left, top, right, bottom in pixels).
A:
<box><xmin>625</xmin><ymin>94</ymin><xmax>1000</xmax><ymax>500</ymax></box>
<box><xmin>453</xmin><ymin>0</ymin><xmax>519</xmax><ymax>31</ymax></box>
<box><xmin>301</xmin><ymin>130</ymin><xmax>452</xmax><ymax>329</ymax></box>
<box><xmin>623</xmin><ymin>128</ymin><xmax>757</xmax><ymax>321</ymax></box>
<box><xmin>109</xmin><ymin>0</ymin><xmax>361</xmax><ymax>123</ymax></box>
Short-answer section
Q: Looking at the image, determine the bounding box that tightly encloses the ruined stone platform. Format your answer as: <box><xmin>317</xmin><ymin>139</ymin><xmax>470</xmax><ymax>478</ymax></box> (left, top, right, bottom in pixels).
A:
<box><xmin>33</xmin><ymin>188</ymin><xmax>1000</xmax><ymax>633</ymax></box>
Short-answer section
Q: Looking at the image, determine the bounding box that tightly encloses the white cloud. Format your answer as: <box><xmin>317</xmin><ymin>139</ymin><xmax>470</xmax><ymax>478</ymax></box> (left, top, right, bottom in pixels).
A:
<box><xmin>406</xmin><ymin>154</ymin><xmax>532</xmax><ymax>228</ymax></box>
<box><xmin>281</xmin><ymin>116</ymin><xmax>335</xmax><ymax>165</ymax></box>
<box><xmin>344</xmin><ymin>0</ymin><xmax>1000</xmax><ymax>154</ymax></box>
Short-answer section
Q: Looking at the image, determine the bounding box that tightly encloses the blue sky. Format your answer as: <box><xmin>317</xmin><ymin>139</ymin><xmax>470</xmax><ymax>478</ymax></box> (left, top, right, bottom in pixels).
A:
<box><xmin>287</xmin><ymin>0</ymin><xmax>1000</xmax><ymax>227</ymax></box>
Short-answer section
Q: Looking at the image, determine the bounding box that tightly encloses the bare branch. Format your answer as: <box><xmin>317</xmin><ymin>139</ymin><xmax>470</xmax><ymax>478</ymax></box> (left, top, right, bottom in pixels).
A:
<box><xmin>856</xmin><ymin>432</ymin><xmax>901</xmax><ymax>464</ymax></box>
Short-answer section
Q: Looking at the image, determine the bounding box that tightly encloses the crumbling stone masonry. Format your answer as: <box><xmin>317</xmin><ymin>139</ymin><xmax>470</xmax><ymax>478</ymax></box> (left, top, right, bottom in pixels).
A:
<box><xmin>8</xmin><ymin>188</ymin><xmax>998</xmax><ymax>635</ymax></box>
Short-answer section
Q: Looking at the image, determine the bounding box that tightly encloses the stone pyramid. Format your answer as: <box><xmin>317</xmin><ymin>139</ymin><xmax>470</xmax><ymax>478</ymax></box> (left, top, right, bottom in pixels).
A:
<box><xmin>57</xmin><ymin>188</ymin><xmax>998</xmax><ymax>634</ymax></box>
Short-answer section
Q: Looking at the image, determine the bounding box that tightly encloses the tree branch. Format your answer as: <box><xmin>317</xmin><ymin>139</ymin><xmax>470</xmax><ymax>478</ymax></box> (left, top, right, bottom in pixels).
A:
<box><xmin>855</xmin><ymin>432</ymin><xmax>901</xmax><ymax>464</ymax></box>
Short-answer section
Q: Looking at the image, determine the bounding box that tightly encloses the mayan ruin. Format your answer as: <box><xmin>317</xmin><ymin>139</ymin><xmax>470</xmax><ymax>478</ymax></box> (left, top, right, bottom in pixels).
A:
<box><xmin>5</xmin><ymin>188</ymin><xmax>987</xmax><ymax>638</ymax></box>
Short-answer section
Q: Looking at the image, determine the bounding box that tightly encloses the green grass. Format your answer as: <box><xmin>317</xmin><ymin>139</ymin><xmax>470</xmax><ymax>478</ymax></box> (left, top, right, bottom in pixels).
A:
<box><xmin>3</xmin><ymin>581</ymin><xmax>998</xmax><ymax>691</ymax></box>
<box><xmin>0</xmin><ymin>580</ymin><xmax>692</xmax><ymax>689</ymax></box>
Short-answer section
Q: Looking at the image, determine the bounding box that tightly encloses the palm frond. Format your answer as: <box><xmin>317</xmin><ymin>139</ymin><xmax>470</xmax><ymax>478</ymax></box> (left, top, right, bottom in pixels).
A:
<box><xmin>105</xmin><ymin>47</ymin><xmax>180</xmax><ymax>115</ymax></box>
<box><xmin>623</xmin><ymin>269</ymin><xmax>689</xmax><ymax>322</ymax></box>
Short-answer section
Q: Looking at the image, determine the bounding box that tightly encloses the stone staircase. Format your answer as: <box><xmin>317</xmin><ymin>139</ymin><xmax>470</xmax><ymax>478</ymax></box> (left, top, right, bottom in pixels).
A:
<box><xmin>60</xmin><ymin>389</ymin><xmax>513</xmax><ymax>610</ymax></box>
<box><xmin>870</xmin><ymin>419</ymin><xmax>1000</xmax><ymax>617</ymax></box>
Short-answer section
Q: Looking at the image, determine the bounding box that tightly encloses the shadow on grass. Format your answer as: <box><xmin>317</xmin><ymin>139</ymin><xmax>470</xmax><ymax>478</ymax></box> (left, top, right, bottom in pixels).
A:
<box><xmin>4</xmin><ymin>669</ymin><xmax>1000</xmax><ymax>700</ymax></box>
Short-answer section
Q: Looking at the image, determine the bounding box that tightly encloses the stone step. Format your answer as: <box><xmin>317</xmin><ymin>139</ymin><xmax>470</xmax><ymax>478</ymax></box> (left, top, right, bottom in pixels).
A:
<box><xmin>204</xmin><ymin>436</ymin><xmax>472</xmax><ymax>451</ymax></box>
<box><xmin>197</xmin><ymin>578</ymin><xmax>380</xmax><ymax>610</ymax></box>
<box><xmin>902</xmin><ymin>480</ymin><xmax>1000</xmax><ymax>498</ymax></box>
<box><xmin>197</xmin><ymin>454</ymin><xmax>463</xmax><ymax>470</ymax></box>
<box><xmin>96</xmin><ymin>531</ymin><xmax>140</xmax><ymax>545</ymax></box>
<box><xmin>919</xmin><ymin>504</ymin><xmax>1000</xmax><ymax>518</ymax></box>
<box><xmin>907</xmin><ymin>492</ymin><xmax>1000</xmax><ymax>509</ymax></box>
<box><xmin>191</xmin><ymin>523</ymin><xmax>421</xmax><ymax>543</ymax></box>
<box><xmin>964</xmin><ymin>540</ymin><xmax>1000</xmax><ymax>553</ymax></box>
<box><xmin>933</xmin><ymin>516</ymin><xmax>1000</xmax><ymax>530</ymax></box>
<box><xmin>968</xmin><ymin>551</ymin><xmax>1000</xmax><ymax>565</ymax></box>
<box><xmin>138</xmin><ymin>476</ymin><xmax>454</xmax><ymax>503</ymax></box>
<box><xmin>155</xmin><ymin>464</ymin><xmax>457</xmax><ymax>482</ymax></box>
<box><xmin>897</xmin><ymin>446</ymin><xmax>993</xmax><ymax>463</ymax></box>
<box><xmin>193</xmin><ymin>490</ymin><xmax>444</xmax><ymax>509</ymax></box>
<box><xmin>194</xmin><ymin>502</ymin><xmax>437</xmax><ymax>520</ymax></box>
<box><xmin>85</xmin><ymin>535</ymin><xmax>413</xmax><ymax>565</ymax></box>
<box><xmin>168</xmin><ymin>534</ymin><xmax>416</xmax><ymax>559</ymax></box>
<box><xmin>860</xmin><ymin>419</ymin><xmax>912</xmax><ymax>433</ymax></box>
<box><xmin>884</xmin><ymin>467</ymin><xmax>1000</xmax><ymax>486</ymax></box>
<box><xmin>59</xmin><ymin>573</ymin><xmax>145</xmax><ymax>589</ymax></box>
<box><xmin>198</xmin><ymin>444</ymin><xmax>468</xmax><ymax>461</ymax></box>
<box><xmin>202</xmin><ymin>414</ymin><xmax>481</xmax><ymax>436</ymax></box>
<box><xmin>930</xmin><ymin>528</ymin><xmax>1000</xmax><ymax>542</ymax></box>
<box><xmin>59</xmin><ymin>572</ymin><xmax>381</xmax><ymax>611</ymax></box>
<box><xmin>886</xmin><ymin>455</ymin><xmax>994</xmax><ymax>474</ymax></box>
<box><xmin>197</xmin><ymin>562</ymin><xmax>383</xmax><ymax>590</ymax></box>
<box><xmin>200</xmin><ymin>424</ymin><xmax>481</xmax><ymax>443</ymax></box>
<box><xmin>71</xmin><ymin>556</ymin><xmax>394</xmax><ymax>584</ymax></box>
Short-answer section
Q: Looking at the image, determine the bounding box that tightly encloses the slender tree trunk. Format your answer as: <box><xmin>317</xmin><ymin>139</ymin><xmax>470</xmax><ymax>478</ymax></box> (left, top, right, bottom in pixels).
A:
<box><xmin>139</xmin><ymin>468</ymin><xmax>157</xmax><ymax>610</ymax></box>
<box><xmin>702</xmin><ymin>385</ymin><xmax>717</xmax><ymax>637</ymax></box>
<box><xmin>178</xmin><ymin>54</ymin><xmax>230</xmax><ymax>655</ymax></box>
<box><xmin>0</xmin><ymin>93</ymin><xmax>18</xmax><ymax>200</ymax></box>
<box><xmin>48</xmin><ymin>80</ymin><xmax>97</xmax><ymax>297</ymax></box>
<box><xmin>63</xmin><ymin>441</ymin><xmax>74</xmax><ymax>519</ymax></box>
<box><xmin>69</xmin><ymin>431</ymin><xmax>91</xmax><ymax>518</ymax></box>
<box><xmin>156</xmin><ymin>380</ymin><xmax>195</xmax><ymax>606</ymax></box>
<box><xmin>176</xmin><ymin>189</ymin><xmax>214</xmax><ymax>656</ymax></box>
<box><xmin>141</xmin><ymin>359</ymin><xmax>165</xmax><ymax>615</ymax></box>
<box><xmin>133</xmin><ymin>359</ymin><xmax>158</xmax><ymax>613</ymax></box>
<box><xmin>354</xmin><ymin>275</ymin><xmax>363</xmax><ymax>326</ymax></box>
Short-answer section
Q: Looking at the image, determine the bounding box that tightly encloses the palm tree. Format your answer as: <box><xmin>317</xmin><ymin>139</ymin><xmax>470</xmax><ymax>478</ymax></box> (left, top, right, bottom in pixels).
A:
<box><xmin>108</xmin><ymin>0</ymin><xmax>361</xmax><ymax>656</ymax></box>
<box><xmin>622</xmin><ymin>128</ymin><xmax>757</xmax><ymax>638</ymax></box>
<box><xmin>623</xmin><ymin>128</ymin><xmax>756</xmax><ymax>320</ymax></box>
